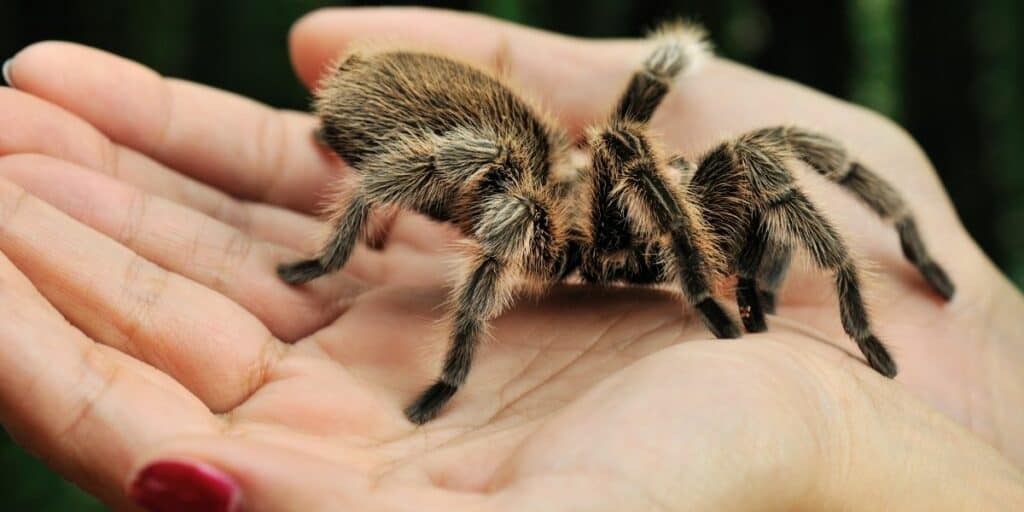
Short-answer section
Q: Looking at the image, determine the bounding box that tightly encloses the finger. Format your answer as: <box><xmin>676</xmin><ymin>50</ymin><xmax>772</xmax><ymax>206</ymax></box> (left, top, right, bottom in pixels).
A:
<box><xmin>0</xmin><ymin>86</ymin><xmax>319</xmax><ymax>250</ymax></box>
<box><xmin>5</xmin><ymin>44</ymin><xmax>459</xmax><ymax>256</ymax></box>
<box><xmin>0</xmin><ymin>177</ymin><xmax>286</xmax><ymax>412</ymax></box>
<box><xmin>0</xmin><ymin>154</ymin><xmax>374</xmax><ymax>341</ymax></box>
<box><xmin>0</xmin><ymin>154</ymin><xmax>453</xmax><ymax>336</ymax></box>
<box><xmin>0</xmin><ymin>250</ymin><xmax>220</xmax><ymax>507</ymax></box>
<box><xmin>289</xmin><ymin>7</ymin><xmax>640</xmax><ymax>133</ymax></box>
<box><xmin>8</xmin><ymin>42</ymin><xmax>339</xmax><ymax>212</ymax></box>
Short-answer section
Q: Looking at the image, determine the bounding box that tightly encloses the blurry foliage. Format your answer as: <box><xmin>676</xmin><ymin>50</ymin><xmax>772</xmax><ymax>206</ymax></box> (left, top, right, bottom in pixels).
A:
<box><xmin>0</xmin><ymin>0</ymin><xmax>1022</xmax><ymax>508</ymax></box>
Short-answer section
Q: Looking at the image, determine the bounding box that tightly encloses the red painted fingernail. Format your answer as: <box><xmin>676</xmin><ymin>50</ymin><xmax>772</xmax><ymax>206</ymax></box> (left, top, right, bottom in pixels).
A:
<box><xmin>129</xmin><ymin>460</ymin><xmax>242</xmax><ymax>512</ymax></box>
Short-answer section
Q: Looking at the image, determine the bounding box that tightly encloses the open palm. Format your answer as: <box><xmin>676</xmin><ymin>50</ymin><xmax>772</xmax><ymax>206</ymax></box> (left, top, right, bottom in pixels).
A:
<box><xmin>0</xmin><ymin>8</ymin><xmax>1020</xmax><ymax>511</ymax></box>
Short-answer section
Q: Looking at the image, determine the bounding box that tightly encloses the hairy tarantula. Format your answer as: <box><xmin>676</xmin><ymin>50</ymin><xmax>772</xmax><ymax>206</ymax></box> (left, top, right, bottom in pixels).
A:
<box><xmin>278</xmin><ymin>23</ymin><xmax>954</xmax><ymax>424</ymax></box>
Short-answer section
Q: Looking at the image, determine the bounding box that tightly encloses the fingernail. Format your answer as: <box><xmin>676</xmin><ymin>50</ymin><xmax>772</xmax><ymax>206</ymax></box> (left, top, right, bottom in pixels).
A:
<box><xmin>129</xmin><ymin>460</ymin><xmax>242</xmax><ymax>512</ymax></box>
<box><xmin>2</xmin><ymin>58</ymin><xmax>13</xmax><ymax>87</ymax></box>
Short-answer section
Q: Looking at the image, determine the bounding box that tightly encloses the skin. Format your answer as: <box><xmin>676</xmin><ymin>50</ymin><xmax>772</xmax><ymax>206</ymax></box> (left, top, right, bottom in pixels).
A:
<box><xmin>0</xmin><ymin>6</ymin><xmax>1021</xmax><ymax>510</ymax></box>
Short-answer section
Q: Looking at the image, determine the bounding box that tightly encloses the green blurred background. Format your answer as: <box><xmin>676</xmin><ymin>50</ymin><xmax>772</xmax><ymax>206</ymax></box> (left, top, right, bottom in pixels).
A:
<box><xmin>0</xmin><ymin>0</ymin><xmax>1021</xmax><ymax>508</ymax></box>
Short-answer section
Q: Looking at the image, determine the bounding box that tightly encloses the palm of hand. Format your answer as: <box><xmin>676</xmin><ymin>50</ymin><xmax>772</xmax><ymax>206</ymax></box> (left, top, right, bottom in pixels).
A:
<box><xmin>0</xmin><ymin>8</ymin><xmax>1006</xmax><ymax>510</ymax></box>
<box><xmin>231</xmin><ymin>225</ymin><xmax>972</xmax><ymax>510</ymax></box>
<box><xmin>225</xmin><ymin>42</ymin><xmax>983</xmax><ymax>512</ymax></box>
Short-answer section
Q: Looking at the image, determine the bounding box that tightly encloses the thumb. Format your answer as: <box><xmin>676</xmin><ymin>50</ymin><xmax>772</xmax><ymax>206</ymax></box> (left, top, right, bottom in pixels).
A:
<box><xmin>286</xmin><ymin>7</ymin><xmax>645</xmax><ymax>133</ymax></box>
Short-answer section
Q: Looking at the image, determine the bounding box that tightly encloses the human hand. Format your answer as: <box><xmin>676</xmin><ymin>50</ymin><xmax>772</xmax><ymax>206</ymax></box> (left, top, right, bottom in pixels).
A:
<box><xmin>0</xmin><ymin>6</ymin><xmax>1021</xmax><ymax>511</ymax></box>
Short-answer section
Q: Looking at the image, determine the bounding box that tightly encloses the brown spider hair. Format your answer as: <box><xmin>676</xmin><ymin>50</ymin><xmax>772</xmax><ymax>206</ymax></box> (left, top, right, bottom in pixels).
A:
<box><xmin>279</xmin><ymin>23</ymin><xmax>953</xmax><ymax>424</ymax></box>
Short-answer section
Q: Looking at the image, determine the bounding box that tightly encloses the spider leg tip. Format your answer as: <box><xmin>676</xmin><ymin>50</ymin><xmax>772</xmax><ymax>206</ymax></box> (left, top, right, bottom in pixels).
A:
<box><xmin>922</xmin><ymin>262</ymin><xmax>955</xmax><ymax>301</ymax></box>
<box><xmin>862</xmin><ymin>335</ymin><xmax>898</xmax><ymax>378</ymax></box>
<box><xmin>695</xmin><ymin>299</ymin><xmax>743</xmax><ymax>339</ymax></box>
<box><xmin>276</xmin><ymin>259</ymin><xmax>324</xmax><ymax>285</ymax></box>
<box><xmin>740</xmin><ymin>313</ymin><xmax>767</xmax><ymax>333</ymax></box>
<box><xmin>404</xmin><ymin>381</ymin><xmax>459</xmax><ymax>425</ymax></box>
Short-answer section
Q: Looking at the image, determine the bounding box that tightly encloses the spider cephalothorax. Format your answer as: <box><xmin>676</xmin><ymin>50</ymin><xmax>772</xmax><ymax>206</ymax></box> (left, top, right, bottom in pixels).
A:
<box><xmin>279</xmin><ymin>23</ymin><xmax>954</xmax><ymax>424</ymax></box>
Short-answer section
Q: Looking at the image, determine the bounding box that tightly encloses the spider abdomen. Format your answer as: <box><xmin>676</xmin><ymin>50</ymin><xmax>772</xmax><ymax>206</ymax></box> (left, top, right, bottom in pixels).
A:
<box><xmin>315</xmin><ymin>51</ymin><xmax>558</xmax><ymax>176</ymax></box>
<box><xmin>311</xmin><ymin>50</ymin><xmax>571</xmax><ymax>239</ymax></box>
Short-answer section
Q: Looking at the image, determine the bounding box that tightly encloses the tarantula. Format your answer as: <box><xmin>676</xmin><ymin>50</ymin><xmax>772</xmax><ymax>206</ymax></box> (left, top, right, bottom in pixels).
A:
<box><xmin>279</xmin><ymin>24</ymin><xmax>954</xmax><ymax>424</ymax></box>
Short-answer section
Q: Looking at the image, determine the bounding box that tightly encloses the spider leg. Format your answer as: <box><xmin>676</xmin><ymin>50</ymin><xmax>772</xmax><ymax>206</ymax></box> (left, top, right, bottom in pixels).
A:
<box><xmin>406</xmin><ymin>190</ymin><xmax>561</xmax><ymax>424</ymax></box>
<box><xmin>763</xmin><ymin>188</ymin><xmax>897</xmax><ymax>377</ymax></box>
<box><xmin>784</xmin><ymin>128</ymin><xmax>955</xmax><ymax>300</ymax></box>
<box><xmin>757</xmin><ymin>243</ymin><xmax>792</xmax><ymax>314</ymax></box>
<box><xmin>736</xmin><ymin>212</ymin><xmax>769</xmax><ymax>332</ymax></box>
<box><xmin>671</xmin><ymin>149</ymin><xmax>776</xmax><ymax>319</ymax></box>
<box><xmin>279</xmin><ymin>129</ymin><xmax>508</xmax><ymax>285</ymax></box>
<box><xmin>277</xmin><ymin>188</ymin><xmax>371</xmax><ymax>284</ymax></box>
<box><xmin>615</xmin><ymin>155</ymin><xmax>741</xmax><ymax>339</ymax></box>
<box><xmin>614</xmin><ymin>23</ymin><xmax>710</xmax><ymax>124</ymax></box>
<box><xmin>405</xmin><ymin>253</ymin><xmax>510</xmax><ymax>424</ymax></box>
<box><xmin>667</xmin><ymin>229</ymin><xmax>740</xmax><ymax>339</ymax></box>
